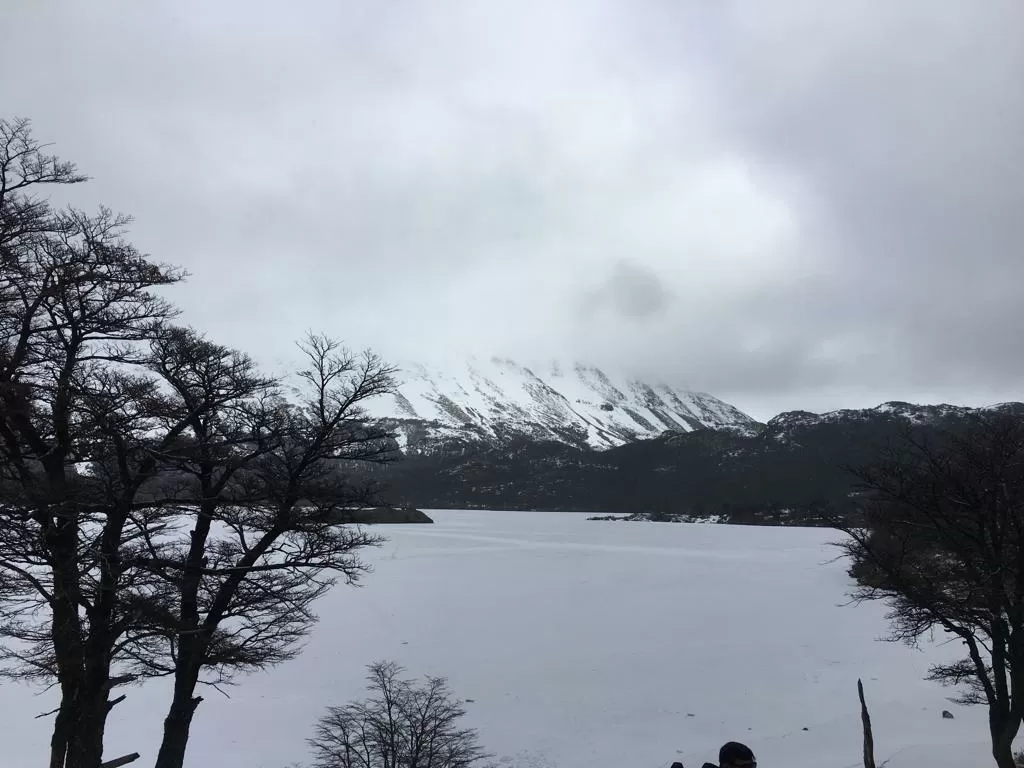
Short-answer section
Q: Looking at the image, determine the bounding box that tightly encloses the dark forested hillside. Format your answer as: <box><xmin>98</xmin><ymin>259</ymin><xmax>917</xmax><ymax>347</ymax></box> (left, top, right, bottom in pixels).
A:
<box><xmin>372</xmin><ymin>402</ymin><xmax>1024</xmax><ymax>525</ymax></box>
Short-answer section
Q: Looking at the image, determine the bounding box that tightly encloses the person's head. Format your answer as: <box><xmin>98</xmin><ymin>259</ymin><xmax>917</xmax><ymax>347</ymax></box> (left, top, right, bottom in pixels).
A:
<box><xmin>718</xmin><ymin>742</ymin><xmax>756</xmax><ymax>768</ymax></box>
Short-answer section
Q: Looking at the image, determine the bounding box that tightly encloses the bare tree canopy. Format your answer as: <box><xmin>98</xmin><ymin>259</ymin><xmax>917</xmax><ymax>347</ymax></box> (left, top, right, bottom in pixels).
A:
<box><xmin>0</xmin><ymin>115</ymin><xmax>185</xmax><ymax>768</ymax></box>
<box><xmin>0</xmin><ymin>117</ymin><xmax>400</xmax><ymax>768</ymax></box>
<box><xmin>309</xmin><ymin>661</ymin><xmax>490</xmax><ymax>768</ymax></box>
<box><xmin>837</xmin><ymin>413</ymin><xmax>1024</xmax><ymax>768</ymax></box>
<box><xmin>144</xmin><ymin>332</ymin><xmax>398</xmax><ymax>768</ymax></box>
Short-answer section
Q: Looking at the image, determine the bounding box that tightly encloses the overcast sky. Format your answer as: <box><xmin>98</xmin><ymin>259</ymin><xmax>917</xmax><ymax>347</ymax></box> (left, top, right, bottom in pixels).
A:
<box><xmin>3</xmin><ymin>2</ymin><xmax>1022</xmax><ymax>420</ymax></box>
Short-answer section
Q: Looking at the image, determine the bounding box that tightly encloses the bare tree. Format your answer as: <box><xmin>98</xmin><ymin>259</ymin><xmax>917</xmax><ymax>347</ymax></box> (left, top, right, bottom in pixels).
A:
<box><xmin>309</xmin><ymin>661</ymin><xmax>489</xmax><ymax>768</ymax></box>
<box><xmin>3</xmin><ymin>324</ymin><xmax>398</xmax><ymax>768</ymax></box>
<box><xmin>837</xmin><ymin>412</ymin><xmax>1024</xmax><ymax>768</ymax></box>
<box><xmin>0</xmin><ymin>118</ymin><xmax>401</xmax><ymax>768</ymax></box>
<box><xmin>0</xmin><ymin>117</ymin><xmax>184</xmax><ymax>768</ymax></box>
<box><xmin>133</xmin><ymin>332</ymin><xmax>399</xmax><ymax>768</ymax></box>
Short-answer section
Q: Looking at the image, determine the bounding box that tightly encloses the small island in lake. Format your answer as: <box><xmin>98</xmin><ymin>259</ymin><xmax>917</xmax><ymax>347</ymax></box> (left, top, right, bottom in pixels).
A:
<box><xmin>336</xmin><ymin>506</ymin><xmax>435</xmax><ymax>525</ymax></box>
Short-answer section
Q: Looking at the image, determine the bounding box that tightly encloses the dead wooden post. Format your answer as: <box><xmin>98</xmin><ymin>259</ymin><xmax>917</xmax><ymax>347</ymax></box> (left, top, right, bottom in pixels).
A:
<box><xmin>858</xmin><ymin>678</ymin><xmax>876</xmax><ymax>768</ymax></box>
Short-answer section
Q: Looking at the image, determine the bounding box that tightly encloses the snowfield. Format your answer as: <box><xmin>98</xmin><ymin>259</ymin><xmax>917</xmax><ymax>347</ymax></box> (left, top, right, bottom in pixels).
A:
<box><xmin>0</xmin><ymin>511</ymin><xmax>1002</xmax><ymax>767</ymax></box>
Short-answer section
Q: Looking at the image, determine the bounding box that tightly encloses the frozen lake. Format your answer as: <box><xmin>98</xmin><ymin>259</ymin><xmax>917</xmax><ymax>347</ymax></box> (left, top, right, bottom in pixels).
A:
<box><xmin>0</xmin><ymin>510</ymin><xmax>996</xmax><ymax>767</ymax></box>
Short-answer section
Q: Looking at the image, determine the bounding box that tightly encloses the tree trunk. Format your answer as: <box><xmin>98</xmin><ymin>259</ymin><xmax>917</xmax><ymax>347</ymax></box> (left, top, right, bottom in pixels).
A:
<box><xmin>987</xmin><ymin>626</ymin><xmax>1021</xmax><ymax>768</ymax></box>
<box><xmin>48</xmin><ymin>521</ymin><xmax>86</xmax><ymax>768</ymax></box>
<box><xmin>50</xmin><ymin>694</ymin><xmax>74</xmax><ymax>768</ymax></box>
<box><xmin>992</xmin><ymin>728</ymin><xmax>1018</xmax><ymax>768</ymax></box>
<box><xmin>50</xmin><ymin>542</ymin><xmax>118</xmax><ymax>768</ymax></box>
<box><xmin>69</xmin><ymin>691</ymin><xmax>112</xmax><ymax>768</ymax></box>
<box><xmin>48</xmin><ymin>612</ymin><xmax>84</xmax><ymax>768</ymax></box>
<box><xmin>70</xmin><ymin>505</ymin><xmax>130</xmax><ymax>768</ymax></box>
<box><xmin>154</xmin><ymin>488</ymin><xmax>215</xmax><ymax>768</ymax></box>
<box><xmin>153</xmin><ymin>666</ymin><xmax>203</xmax><ymax>768</ymax></box>
<box><xmin>988</xmin><ymin>707</ymin><xmax>1020</xmax><ymax>768</ymax></box>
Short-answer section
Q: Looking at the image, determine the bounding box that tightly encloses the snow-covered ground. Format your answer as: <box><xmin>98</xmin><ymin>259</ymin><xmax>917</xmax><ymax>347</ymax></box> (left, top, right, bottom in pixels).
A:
<box><xmin>0</xmin><ymin>511</ymin><xmax>1001</xmax><ymax>767</ymax></box>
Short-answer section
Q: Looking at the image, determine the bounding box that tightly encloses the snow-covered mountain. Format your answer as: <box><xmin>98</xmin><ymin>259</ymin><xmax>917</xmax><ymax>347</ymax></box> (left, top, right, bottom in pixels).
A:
<box><xmin>363</xmin><ymin>356</ymin><xmax>759</xmax><ymax>453</ymax></box>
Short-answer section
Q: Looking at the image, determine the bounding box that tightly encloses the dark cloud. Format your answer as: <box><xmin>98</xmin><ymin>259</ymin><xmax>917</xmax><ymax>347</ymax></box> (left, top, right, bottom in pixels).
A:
<box><xmin>2</xmin><ymin>1</ymin><xmax>1021</xmax><ymax>420</ymax></box>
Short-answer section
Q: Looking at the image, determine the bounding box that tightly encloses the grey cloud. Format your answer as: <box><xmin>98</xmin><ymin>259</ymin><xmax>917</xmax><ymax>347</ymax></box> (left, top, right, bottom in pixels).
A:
<box><xmin>692</xmin><ymin>4</ymin><xmax>1024</xmax><ymax>383</ymax></box>
<box><xmin>581</xmin><ymin>260</ymin><xmax>673</xmax><ymax>320</ymax></box>
<box><xmin>2</xmin><ymin>1</ymin><xmax>1022</xmax><ymax>421</ymax></box>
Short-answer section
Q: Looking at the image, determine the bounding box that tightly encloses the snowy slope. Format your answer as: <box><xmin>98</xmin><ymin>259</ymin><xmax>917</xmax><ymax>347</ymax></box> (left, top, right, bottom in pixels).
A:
<box><xmin>363</xmin><ymin>357</ymin><xmax>759</xmax><ymax>452</ymax></box>
<box><xmin>0</xmin><ymin>511</ymin><xmax>1002</xmax><ymax>768</ymax></box>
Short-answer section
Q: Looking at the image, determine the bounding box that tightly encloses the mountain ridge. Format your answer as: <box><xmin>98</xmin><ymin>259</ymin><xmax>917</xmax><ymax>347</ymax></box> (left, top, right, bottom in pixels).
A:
<box><xmin>363</xmin><ymin>356</ymin><xmax>759</xmax><ymax>453</ymax></box>
<box><xmin>371</xmin><ymin>398</ymin><xmax>1024</xmax><ymax>525</ymax></box>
